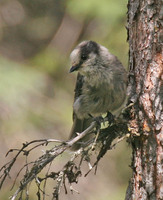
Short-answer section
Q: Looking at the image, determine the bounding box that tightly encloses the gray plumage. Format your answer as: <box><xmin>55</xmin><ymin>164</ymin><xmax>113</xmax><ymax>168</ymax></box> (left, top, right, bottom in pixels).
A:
<box><xmin>69</xmin><ymin>41</ymin><xmax>127</xmax><ymax>149</ymax></box>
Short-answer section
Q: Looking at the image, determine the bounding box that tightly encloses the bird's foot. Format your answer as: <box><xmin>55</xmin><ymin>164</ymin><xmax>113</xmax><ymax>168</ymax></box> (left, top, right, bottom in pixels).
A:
<box><xmin>106</xmin><ymin>112</ymin><xmax>115</xmax><ymax>125</ymax></box>
<box><xmin>88</xmin><ymin>114</ymin><xmax>105</xmax><ymax>127</ymax></box>
<box><xmin>93</xmin><ymin>116</ymin><xmax>104</xmax><ymax>128</ymax></box>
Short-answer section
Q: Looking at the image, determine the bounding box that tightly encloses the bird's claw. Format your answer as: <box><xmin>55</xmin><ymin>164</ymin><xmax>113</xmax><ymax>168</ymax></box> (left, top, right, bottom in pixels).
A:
<box><xmin>93</xmin><ymin>116</ymin><xmax>104</xmax><ymax>129</ymax></box>
<box><xmin>106</xmin><ymin>112</ymin><xmax>115</xmax><ymax>124</ymax></box>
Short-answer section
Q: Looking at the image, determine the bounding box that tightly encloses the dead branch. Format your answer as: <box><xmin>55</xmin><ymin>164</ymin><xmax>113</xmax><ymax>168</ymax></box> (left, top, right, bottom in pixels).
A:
<box><xmin>0</xmin><ymin>112</ymin><xmax>130</xmax><ymax>200</ymax></box>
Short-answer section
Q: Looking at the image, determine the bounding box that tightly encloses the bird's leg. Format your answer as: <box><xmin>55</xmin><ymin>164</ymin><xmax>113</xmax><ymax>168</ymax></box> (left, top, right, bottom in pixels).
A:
<box><xmin>88</xmin><ymin>115</ymin><xmax>104</xmax><ymax>150</ymax></box>
<box><xmin>94</xmin><ymin>116</ymin><xmax>104</xmax><ymax>128</ymax></box>
<box><xmin>106</xmin><ymin>111</ymin><xmax>115</xmax><ymax>125</ymax></box>
<box><xmin>88</xmin><ymin>114</ymin><xmax>105</xmax><ymax>129</ymax></box>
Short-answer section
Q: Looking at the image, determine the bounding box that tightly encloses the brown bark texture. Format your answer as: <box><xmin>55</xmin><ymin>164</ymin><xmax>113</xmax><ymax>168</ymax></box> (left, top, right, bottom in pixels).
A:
<box><xmin>126</xmin><ymin>0</ymin><xmax>163</xmax><ymax>200</ymax></box>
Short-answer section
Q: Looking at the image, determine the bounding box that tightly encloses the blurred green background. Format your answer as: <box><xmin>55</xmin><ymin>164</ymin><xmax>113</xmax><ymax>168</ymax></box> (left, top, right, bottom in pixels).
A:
<box><xmin>0</xmin><ymin>0</ymin><xmax>131</xmax><ymax>199</ymax></box>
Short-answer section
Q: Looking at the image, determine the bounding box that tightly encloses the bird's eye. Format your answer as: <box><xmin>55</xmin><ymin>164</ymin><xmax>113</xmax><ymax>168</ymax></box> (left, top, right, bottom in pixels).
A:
<box><xmin>81</xmin><ymin>54</ymin><xmax>88</xmax><ymax>60</ymax></box>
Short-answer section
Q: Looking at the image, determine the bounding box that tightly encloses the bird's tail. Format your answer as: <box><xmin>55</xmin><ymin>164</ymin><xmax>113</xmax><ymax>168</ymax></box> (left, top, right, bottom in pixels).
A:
<box><xmin>69</xmin><ymin>116</ymin><xmax>93</xmax><ymax>150</ymax></box>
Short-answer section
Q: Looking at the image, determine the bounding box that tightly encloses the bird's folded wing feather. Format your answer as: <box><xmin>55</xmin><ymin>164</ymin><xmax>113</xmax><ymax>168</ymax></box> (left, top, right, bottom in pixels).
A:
<box><xmin>69</xmin><ymin>73</ymin><xmax>93</xmax><ymax>149</ymax></box>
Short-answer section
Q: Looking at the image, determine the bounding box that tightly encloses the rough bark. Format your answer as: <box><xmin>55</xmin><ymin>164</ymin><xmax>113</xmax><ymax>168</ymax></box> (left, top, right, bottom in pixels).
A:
<box><xmin>126</xmin><ymin>0</ymin><xmax>163</xmax><ymax>200</ymax></box>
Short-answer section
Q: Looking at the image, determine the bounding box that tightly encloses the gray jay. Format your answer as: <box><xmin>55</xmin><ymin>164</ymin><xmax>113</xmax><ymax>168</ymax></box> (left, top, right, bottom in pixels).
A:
<box><xmin>69</xmin><ymin>41</ymin><xmax>127</xmax><ymax>149</ymax></box>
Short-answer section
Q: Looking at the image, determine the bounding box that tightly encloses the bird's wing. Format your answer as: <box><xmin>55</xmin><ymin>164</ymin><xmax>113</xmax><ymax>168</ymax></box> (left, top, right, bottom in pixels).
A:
<box><xmin>69</xmin><ymin>73</ymin><xmax>93</xmax><ymax>150</ymax></box>
<box><xmin>72</xmin><ymin>72</ymin><xmax>84</xmax><ymax>122</ymax></box>
<box><xmin>69</xmin><ymin>72</ymin><xmax>84</xmax><ymax>130</ymax></box>
<box><xmin>74</xmin><ymin>73</ymin><xmax>84</xmax><ymax>101</ymax></box>
<box><xmin>71</xmin><ymin>72</ymin><xmax>84</xmax><ymax>126</ymax></box>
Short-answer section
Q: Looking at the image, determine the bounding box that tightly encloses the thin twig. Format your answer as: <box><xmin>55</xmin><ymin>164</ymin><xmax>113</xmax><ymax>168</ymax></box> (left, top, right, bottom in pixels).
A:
<box><xmin>0</xmin><ymin>114</ymin><xmax>129</xmax><ymax>200</ymax></box>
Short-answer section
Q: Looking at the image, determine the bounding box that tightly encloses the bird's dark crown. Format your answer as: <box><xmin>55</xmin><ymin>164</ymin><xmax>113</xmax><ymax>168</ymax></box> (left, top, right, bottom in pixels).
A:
<box><xmin>80</xmin><ymin>41</ymin><xmax>99</xmax><ymax>61</ymax></box>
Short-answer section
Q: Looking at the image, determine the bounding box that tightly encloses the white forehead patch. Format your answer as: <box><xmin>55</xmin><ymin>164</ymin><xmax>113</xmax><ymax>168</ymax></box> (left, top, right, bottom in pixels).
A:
<box><xmin>70</xmin><ymin>48</ymin><xmax>80</xmax><ymax>65</ymax></box>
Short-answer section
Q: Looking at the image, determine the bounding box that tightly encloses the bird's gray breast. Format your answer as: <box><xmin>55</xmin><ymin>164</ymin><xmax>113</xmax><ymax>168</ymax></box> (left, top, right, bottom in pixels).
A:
<box><xmin>73</xmin><ymin>68</ymin><xmax>126</xmax><ymax>119</ymax></box>
<box><xmin>81</xmin><ymin>80</ymin><xmax>113</xmax><ymax>116</ymax></box>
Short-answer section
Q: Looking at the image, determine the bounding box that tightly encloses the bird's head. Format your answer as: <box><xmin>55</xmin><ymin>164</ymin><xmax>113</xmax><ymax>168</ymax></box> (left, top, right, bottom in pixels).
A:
<box><xmin>69</xmin><ymin>40</ymin><xmax>106</xmax><ymax>75</ymax></box>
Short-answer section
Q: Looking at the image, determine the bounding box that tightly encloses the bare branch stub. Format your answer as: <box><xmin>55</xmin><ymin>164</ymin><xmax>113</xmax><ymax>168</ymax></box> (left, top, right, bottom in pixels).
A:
<box><xmin>0</xmin><ymin>113</ymin><xmax>129</xmax><ymax>200</ymax></box>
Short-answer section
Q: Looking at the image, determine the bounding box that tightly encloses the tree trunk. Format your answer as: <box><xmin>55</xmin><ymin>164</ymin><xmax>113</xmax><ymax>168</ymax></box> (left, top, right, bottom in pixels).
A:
<box><xmin>126</xmin><ymin>0</ymin><xmax>163</xmax><ymax>199</ymax></box>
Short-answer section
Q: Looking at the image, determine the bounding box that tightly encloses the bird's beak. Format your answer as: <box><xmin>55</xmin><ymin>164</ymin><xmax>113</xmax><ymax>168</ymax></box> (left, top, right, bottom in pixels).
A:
<box><xmin>69</xmin><ymin>64</ymin><xmax>80</xmax><ymax>73</ymax></box>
